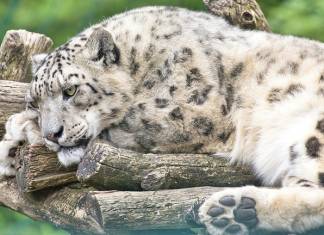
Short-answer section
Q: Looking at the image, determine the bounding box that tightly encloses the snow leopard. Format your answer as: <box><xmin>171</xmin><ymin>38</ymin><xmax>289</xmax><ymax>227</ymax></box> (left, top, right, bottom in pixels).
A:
<box><xmin>1</xmin><ymin>6</ymin><xmax>324</xmax><ymax>235</ymax></box>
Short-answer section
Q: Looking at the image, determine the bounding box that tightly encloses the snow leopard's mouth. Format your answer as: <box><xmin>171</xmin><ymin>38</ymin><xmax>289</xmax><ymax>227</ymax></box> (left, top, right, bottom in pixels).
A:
<box><xmin>59</xmin><ymin>136</ymin><xmax>91</xmax><ymax>151</ymax></box>
<box><xmin>56</xmin><ymin>137</ymin><xmax>92</xmax><ymax>167</ymax></box>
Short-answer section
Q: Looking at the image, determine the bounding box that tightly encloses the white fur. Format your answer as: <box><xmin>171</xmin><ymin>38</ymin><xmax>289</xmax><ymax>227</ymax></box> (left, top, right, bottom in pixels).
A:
<box><xmin>0</xmin><ymin>110</ymin><xmax>42</xmax><ymax>177</ymax></box>
<box><xmin>199</xmin><ymin>186</ymin><xmax>324</xmax><ymax>234</ymax></box>
<box><xmin>57</xmin><ymin>147</ymin><xmax>85</xmax><ymax>167</ymax></box>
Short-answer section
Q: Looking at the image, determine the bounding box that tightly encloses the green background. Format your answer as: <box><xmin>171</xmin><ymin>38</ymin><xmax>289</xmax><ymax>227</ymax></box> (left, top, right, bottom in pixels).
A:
<box><xmin>0</xmin><ymin>0</ymin><xmax>323</xmax><ymax>234</ymax></box>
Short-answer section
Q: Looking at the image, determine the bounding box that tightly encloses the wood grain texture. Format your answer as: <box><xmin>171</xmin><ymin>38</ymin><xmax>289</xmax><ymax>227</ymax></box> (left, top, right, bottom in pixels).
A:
<box><xmin>0</xmin><ymin>180</ymin><xmax>322</xmax><ymax>235</ymax></box>
<box><xmin>0</xmin><ymin>179</ymin><xmax>216</xmax><ymax>234</ymax></box>
<box><xmin>0</xmin><ymin>29</ymin><xmax>53</xmax><ymax>82</ymax></box>
<box><xmin>0</xmin><ymin>179</ymin><xmax>104</xmax><ymax>235</ymax></box>
<box><xmin>16</xmin><ymin>145</ymin><xmax>77</xmax><ymax>192</ymax></box>
<box><xmin>77</xmin><ymin>141</ymin><xmax>257</xmax><ymax>191</ymax></box>
<box><xmin>15</xmin><ymin>141</ymin><xmax>257</xmax><ymax>193</ymax></box>
<box><xmin>79</xmin><ymin>187</ymin><xmax>218</xmax><ymax>231</ymax></box>
<box><xmin>0</xmin><ymin>80</ymin><xmax>29</xmax><ymax>138</ymax></box>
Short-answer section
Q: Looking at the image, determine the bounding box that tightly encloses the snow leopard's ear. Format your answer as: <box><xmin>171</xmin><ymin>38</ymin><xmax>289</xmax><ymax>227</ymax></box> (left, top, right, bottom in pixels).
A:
<box><xmin>31</xmin><ymin>53</ymin><xmax>48</xmax><ymax>74</ymax></box>
<box><xmin>84</xmin><ymin>28</ymin><xmax>120</xmax><ymax>66</ymax></box>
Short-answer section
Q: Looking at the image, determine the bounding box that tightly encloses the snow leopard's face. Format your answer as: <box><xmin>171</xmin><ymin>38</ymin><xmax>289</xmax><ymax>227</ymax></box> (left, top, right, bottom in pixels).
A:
<box><xmin>29</xmin><ymin>28</ymin><xmax>132</xmax><ymax>166</ymax></box>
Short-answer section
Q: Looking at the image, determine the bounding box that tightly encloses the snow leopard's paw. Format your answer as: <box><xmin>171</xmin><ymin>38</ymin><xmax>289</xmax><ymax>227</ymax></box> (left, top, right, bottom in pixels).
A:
<box><xmin>0</xmin><ymin>140</ymin><xmax>18</xmax><ymax>178</ymax></box>
<box><xmin>199</xmin><ymin>187</ymin><xmax>258</xmax><ymax>235</ymax></box>
<box><xmin>0</xmin><ymin>110</ymin><xmax>42</xmax><ymax>178</ymax></box>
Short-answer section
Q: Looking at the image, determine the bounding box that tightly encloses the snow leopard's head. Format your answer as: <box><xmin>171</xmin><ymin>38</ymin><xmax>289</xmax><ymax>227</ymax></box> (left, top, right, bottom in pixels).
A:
<box><xmin>29</xmin><ymin>28</ymin><xmax>133</xmax><ymax>166</ymax></box>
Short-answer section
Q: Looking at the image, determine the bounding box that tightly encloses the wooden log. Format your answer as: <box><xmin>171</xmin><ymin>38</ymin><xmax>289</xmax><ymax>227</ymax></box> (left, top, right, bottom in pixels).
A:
<box><xmin>0</xmin><ymin>179</ymin><xmax>216</xmax><ymax>233</ymax></box>
<box><xmin>0</xmin><ymin>80</ymin><xmax>28</xmax><ymax>138</ymax></box>
<box><xmin>16</xmin><ymin>144</ymin><xmax>77</xmax><ymax>192</ymax></box>
<box><xmin>77</xmin><ymin>141</ymin><xmax>257</xmax><ymax>191</ymax></box>
<box><xmin>0</xmin><ymin>29</ymin><xmax>53</xmax><ymax>82</ymax></box>
<box><xmin>0</xmin><ymin>179</ymin><xmax>104</xmax><ymax>235</ymax></box>
<box><xmin>0</xmin><ymin>179</ymin><xmax>322</xmax><ymax>235</ymax></box>
<box><xmin>203</xmin><ymin>0</ymin><xmax>271</xmax><ymax>32</ymax></box>
<box><xmin>15</xmin><ymin>141</ymin><xmax>257</xmax><ymax>192</ymax></box>
<box><xmin>79</xmin><ymin>187</ymin><xmax>218</xmax><ymax>231</ymax></box>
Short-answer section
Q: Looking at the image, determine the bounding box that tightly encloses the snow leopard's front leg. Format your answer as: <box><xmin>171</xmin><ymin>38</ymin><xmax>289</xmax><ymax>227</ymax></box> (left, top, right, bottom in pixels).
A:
<box><xmin>0</xmin><ymin>110</ymin><xmax>43</xmax><ymax>177</ymax></box>
<box><xmin>199</xmin><ymin>186</ymin><xmax>324</xmax><ymax>234</ymax></box>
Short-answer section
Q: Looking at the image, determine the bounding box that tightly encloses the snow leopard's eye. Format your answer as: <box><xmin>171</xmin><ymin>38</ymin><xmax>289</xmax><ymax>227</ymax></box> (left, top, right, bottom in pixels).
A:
<box><xmin>63</xmin><ymin>85</ymin><xmax>78</xmax><ymax>99</ymax></box>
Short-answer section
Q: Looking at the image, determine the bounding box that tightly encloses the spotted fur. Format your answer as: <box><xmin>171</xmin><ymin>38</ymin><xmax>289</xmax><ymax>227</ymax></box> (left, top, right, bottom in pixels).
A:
<box><xmin>1</xmin><ymin>6</ymin><xmax>324</xmax><ymax>234</ymax></box>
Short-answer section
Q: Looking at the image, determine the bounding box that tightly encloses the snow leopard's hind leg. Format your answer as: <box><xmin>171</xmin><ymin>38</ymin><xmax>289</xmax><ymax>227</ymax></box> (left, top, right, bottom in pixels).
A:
<box><xmin>198</xmin><ymin>186</ymin><xmax>324</xmax><ymax>235</ymax></box>
<box><xmin>0</xmin><ymin>110</ymin><xmax>43</xmax><ymax>177</ymax></box>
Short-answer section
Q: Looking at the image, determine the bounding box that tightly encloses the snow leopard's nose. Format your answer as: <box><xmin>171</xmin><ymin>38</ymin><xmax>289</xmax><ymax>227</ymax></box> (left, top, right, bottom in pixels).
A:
<box><xmin>45</xmin><ymin>126</ymin><xmax>64</xmax><ymax>144</ymax></box>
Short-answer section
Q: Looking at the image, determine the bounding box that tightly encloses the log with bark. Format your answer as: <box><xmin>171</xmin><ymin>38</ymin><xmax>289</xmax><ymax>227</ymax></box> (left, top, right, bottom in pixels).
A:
<box><xmin>0</xmin><ymin>0</ymin><xmax>312</xmax><ymax>235</ymax></box>
<box><xmin>0</xmin><ymin>30</ymin><xmax>53</xmax><ymax>82</ymax></box>
<box><xmin>77</xmin><ymin>141</ymin><xmax>257</xmax><ymax>191</ymax></box>
<box><xmin>15</xmin><ymin>141</ymin><xmax>257</xmax><ymax>193</ymax></box>
<box><xmin>0</xmin><ymin>179</ymin><xmax>222</xmax><ymax>234</ymax></box>
<box><xmin>16</xmin><ymin>144</ymin><xmax>78</xmax><ymax>192</ymax></box>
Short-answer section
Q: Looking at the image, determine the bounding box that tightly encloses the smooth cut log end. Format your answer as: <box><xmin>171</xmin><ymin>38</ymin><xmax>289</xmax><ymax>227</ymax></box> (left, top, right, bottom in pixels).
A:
<box><xmin>16</xmin><ymin>144</ymin><xmax>77</xmax><ymax>192</ymax></box>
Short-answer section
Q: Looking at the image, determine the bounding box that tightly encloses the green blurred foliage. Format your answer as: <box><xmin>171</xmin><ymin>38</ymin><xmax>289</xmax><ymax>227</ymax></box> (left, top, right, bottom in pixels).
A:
<box><xmin>0</xmin><ymin>0</ymin><xmax>205</xmax><ymax>47</ymax></box>
<box><xmin>0</xmin><ymin>207</ymin><xmax>67</xmax><ymax>235</ymax></box>
<box><xmin>258</xmin><ymin>0</ymin><xmax>324</xmax><ymax>41</ymax></box>
<box><xmin>0</xmin><ymin>0</ymin><xmax>323</xmax><ymax>234</ymax></box>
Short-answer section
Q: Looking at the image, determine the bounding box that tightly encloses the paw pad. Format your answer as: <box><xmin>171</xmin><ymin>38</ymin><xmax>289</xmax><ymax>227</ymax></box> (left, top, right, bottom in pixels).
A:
<box><xmin>207</xmin><ymin>206</ymin><xmax>225</xmax><ymax>217</ymax></box>
<box><xmin>233</xmin><ymin>197</ymin><xmax>258</xmax><ymax>228</ymax></box>
<box><xmin>211</xmin><ymin>217</ymin><xmax>229</xmax><ymax>228</ymax></box>
<box><xmin>200</xmin><ymin>192</ymin><xmax>259</xmax><ymax>235</ymax></box>
<box><xmin>219</xmin><ymin>195</ymin><xmax>236</xmax><ymax>207</ymax></box>
<box><xmin>224</xmin><ymin>224</ymin><xmax>242</xmax><ymax>234</ymax></box>
<box><xmin>239</xmin><ymin>197</ymin><xmax>256</xmax><ymax>208</ymax></box>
